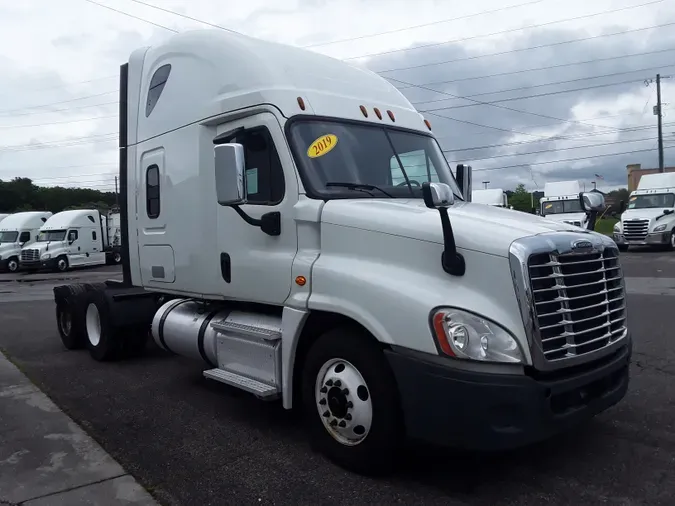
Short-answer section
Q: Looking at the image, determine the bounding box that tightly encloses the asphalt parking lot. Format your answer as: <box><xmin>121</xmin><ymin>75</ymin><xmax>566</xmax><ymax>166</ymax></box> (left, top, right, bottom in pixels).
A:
<box><xmin>1</xmin><ymin>252</ymin><xmax>674</xmax><ymax>506</ymax></box>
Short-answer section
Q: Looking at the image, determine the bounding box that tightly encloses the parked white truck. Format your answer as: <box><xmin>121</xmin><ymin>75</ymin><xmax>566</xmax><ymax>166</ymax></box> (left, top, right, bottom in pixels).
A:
<box><xmin>613</xmin><ymin>172</ymin><xmax>675</xmax><ymax>251</ymax></box>
<box><xmin>21</xmin><ymin>209</ymin><xmax>118</xmax><ymax>272</ymax></box>
<box><xmin>472</xmin><ymin>188</ymin><xmax>509</xmax><ymax>207</ymax></box>
<box><xmin>51</xmin><ymin>29</ymin><xmax>630</xmax><ymax>475</ymax></box>
<box><xmin>539</xmin><ymin>181</ymin><xmax>591</xmax><ymax>228</ymax></box>
<box><xmin>0</xmin><ymin>211</ymin><xmax>52</xmax><ymax>272</ymax></box>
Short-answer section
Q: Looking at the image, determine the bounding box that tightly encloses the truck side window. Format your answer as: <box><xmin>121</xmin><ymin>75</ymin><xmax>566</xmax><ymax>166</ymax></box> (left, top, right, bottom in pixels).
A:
<box><xmin>146</xmin><ymin>64</ymin><xmax>171</xmax><ymax>117</ymax></box>
<box><xmin>146</xmin><ymin>164</ymin><xmax>160</xmax><ymax>218</ymax></box>
<box><xmin>19</xmin><ymin>231</ymin><xmax>30</xmax><ymax>243</ymax></box>
<box><xmin>230</xmin><ymin>128</ymin><xmax>285</xmax><ymax>205</ymax></box>
<box><xmin>390</xmin><ymin>149</ymin><xmax>439</xmax><ymax>186</ymax></box>
<box><xmin>68</xmin><ymin>230</ymin><xmax>78</xmax><ymax>242</ymax></box>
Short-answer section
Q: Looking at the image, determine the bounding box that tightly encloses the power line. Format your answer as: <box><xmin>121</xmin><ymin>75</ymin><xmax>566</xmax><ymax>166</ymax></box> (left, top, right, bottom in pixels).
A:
<box><xmin>409</xmin><ymin>65</ymin><xmax>675</xmax><ymax>107</ymax></box>
<box><xmin>0</xmin><ymin>115</ymin><xmax>117</xmax><ymax>130</ymax></box>
<box><xmin>375</xmin><ymin>21</ymin><xmax>675</xmax><ymax>74</ymax></box>
<box><xmin>345</xmin><ymin>0</ymin><xmax>663</xmax><ymax>61</ymax></box>
<box><xmin>446</xmin><ymin>135</ymin><xmax>661</xmax><ymax>164</ymax></box>
<box><xmin>420</xmin><ymin>77</ymin><xmax>647</xmax><ymax>113</ymax></box>
<box><xmin>0</xmin><ymin>101</ymin><xmax>118</xmax><ymax>118</ymax></box>
<box><xmin>393</xmin><ymin>47</ymin><xmax>675</xmax><ymax>89</ymax></box>
<box><xmin>0</xmin><ymin>74</ymin><xmax>117</xmax><ymax>99</ymax></box>
<box><xmin>82</xmin><ymin>0</ymin><xmax>178</xmax><ymax>32</ymax></box>
<box><xmin>126</xmin><ymin>0</ymin><xmax>240</xmax><ymax>33</ymax></box>
<box><xmin>0</xmin><ymin>91</ymin><xmax>117</xmax><ymax>116</ymax></box>
<box><xmin>0</xmin><ymin>133</ymin><xmax>117</xmax><ymax>152</ymax></box>
<box><xmin>443</xmin><ymin>123</ymin><xmax>674</xmax><ymax>153</ymax></box>
<box><xmin>473</xmin><ymin>145</ymin><xmax>675</xmax><ymax>172</ymax></box>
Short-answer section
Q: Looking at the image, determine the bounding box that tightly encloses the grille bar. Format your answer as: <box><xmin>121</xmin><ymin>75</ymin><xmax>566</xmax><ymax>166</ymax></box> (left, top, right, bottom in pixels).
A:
<box><xmin>623</xmin><ymin>219</ymin><xmax>649</xmax><ymax>241</ymax></box>
<box><xmin>20</xmin><ymin>249</ymin><xmax>40</xmax><ymax>262</ymax></box>
<box><xmin>528</xmin><ymin>247</ymin><xmax>627</xmax><ymax>362</ymax></box>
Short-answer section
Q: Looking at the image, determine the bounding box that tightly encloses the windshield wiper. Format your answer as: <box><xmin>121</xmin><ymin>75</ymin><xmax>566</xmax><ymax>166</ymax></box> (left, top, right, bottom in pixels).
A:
<box><xmin>326</xmin><ymin>182</ymin><xmax>394</xmax><ymax>198</ymax></box>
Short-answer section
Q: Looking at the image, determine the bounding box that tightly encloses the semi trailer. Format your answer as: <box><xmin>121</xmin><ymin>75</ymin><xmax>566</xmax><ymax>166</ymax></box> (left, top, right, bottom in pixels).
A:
<box><xmin>52</xmin><ymin>29</ymin><xmax>631</xmax><ymax>475</ymax></box>
<box><xmin>471</xmin><ymin>188</ymin><xmax>510</xmax><ymax>208</ymax></box>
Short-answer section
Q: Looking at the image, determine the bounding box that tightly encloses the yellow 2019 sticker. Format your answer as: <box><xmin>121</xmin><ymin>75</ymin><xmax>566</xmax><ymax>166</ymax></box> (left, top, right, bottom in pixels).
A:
<box><xmin>307</xmin><ymin>134</ymin><xmax>338</xmax><ymax>158</ymax></box>
<box><xmin>545</xmin><ymin>203</ymin><xmax>553</xmax><ymax>209</ymax></box>
<box><xmin>629</xmin><ymin>196</ymin><xmax>637</xmax><ymax>201</ymax></box>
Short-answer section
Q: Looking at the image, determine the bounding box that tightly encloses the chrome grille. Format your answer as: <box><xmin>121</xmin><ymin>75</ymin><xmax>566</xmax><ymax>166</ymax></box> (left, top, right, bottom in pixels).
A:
<box><xmin>623</xmin><ymin>219</ymin><xmax>649</xmax><ymax>241</ymax></box>
<box><xmin>528</xmin><ymin>247</ymin><xmax>626</xmax><ymax>362</ymax></box>
<box><xmin>21</xmin><ymin>249</ymin><xmax>39</xmax><ymax>262</ymax></box>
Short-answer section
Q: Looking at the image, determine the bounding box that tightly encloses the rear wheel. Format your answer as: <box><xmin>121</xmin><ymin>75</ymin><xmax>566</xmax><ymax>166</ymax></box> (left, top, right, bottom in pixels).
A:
<box><xmin>113</xmin><ymin>252</ymin><xmax>122</xmax><ymax>264</ymax></box>
<box><xmin>56</xmin><ymin>301</ymin><xmax>82</xmax><ymax>350</ymax></box>
<box><xmin>84</xmin><ymin>292</ymin><xmax>122</xmax><ymax>361</ymax></box>
<box><xmin>301</xmin><ymin>325</ymin><xmax>404</xmax><ymax>476</ymax></box>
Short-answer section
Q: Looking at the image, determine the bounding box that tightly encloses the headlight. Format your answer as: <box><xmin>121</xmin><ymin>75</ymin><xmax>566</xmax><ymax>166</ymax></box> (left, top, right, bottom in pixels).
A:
<box><xmin>431</xmin><ymin>308</ymin><xmax>524</xmax><ymax>363</ymax></box>
<box><xmin>613</xmin><ymin>223</ymin><xmax>621</xmax><ymax>232</ymax></box>
<box><xmin>653</xmin><ymin>224</ymin><xmax>667</xmax><ymax>232</ymax></box>
<box><xmin>41</xmin><ymin>253</ymin><xmax>51</xmax><ymax>260</ymax></box>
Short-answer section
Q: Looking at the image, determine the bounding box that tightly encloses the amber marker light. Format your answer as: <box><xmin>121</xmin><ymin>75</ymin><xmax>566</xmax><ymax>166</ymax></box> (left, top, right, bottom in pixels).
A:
<box><xmin>297</xmin><ymin>97</ymin><xmax>306</xmax><ymax>110</ymax></box>
<box><xmin>295</xmin><ymin>276</ymin><xmax>307</xmax><ymax>286</ymax></box>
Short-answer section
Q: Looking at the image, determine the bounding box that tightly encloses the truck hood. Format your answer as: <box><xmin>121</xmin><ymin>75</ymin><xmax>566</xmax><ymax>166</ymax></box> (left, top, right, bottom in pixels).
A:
<box><xmin>621</xmin><ymin>208</ymin><xmax>674</xmax><ymax>221</ymax></box>
<box><xmin>0</xmin><ymin>242</ymin><xmax>19</xmax><ymax>255</ymax></box>
<box><xmin>24</xmin><ymin>242</ymin><xmax>66</xmax><ymax>254</ymax></box>
<box><xmin>320</xmin><ymin>199</ymin><xmax>588</xmax><ymax>258</ymax></box>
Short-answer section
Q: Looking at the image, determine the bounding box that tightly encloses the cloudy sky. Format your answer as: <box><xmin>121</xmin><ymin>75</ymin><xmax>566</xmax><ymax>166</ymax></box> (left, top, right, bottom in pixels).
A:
<box><xmin>1</xmin><ymin>0</ymin><xmax>674</xmax><ymax>194</ymax></box>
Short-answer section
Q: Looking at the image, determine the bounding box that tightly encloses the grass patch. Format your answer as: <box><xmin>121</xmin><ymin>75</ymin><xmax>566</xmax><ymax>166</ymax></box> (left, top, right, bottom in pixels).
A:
<box><xmin>595</xmin><ymin>217</ymin><xmax>618</xmax><ymax>236</ymax></box>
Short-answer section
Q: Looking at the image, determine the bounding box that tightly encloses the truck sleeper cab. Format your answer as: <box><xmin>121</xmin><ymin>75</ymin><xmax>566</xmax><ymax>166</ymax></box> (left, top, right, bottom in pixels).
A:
<box><xmin>613</xmin><ymin>173</ymin><xmax>675</xmax><ymax>251</ymax></box>
<box><xmin>52</xmin><ymin>29</ymin><xmax>631</xmax><ymax>476</ymax></box>
<box><xmin>21</xmin><ymin>209</ymin><xmax>109</xmax><ymax>272</ymax></box>
<box><xmin>0</xmin><ymin>211</ymin><xmax>52</xmax><ymax>272</ymax></box>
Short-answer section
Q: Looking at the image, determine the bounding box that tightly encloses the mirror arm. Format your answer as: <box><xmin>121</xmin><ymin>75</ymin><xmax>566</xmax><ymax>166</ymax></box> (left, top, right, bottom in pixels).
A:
<box><xmin>438</xmin><ymin>207</ymin><xmax>466</xmax><ymax>276</ymax></box>
<box><xmin>231</xmin><ymin>205</ymin><xmax>281</xmax><ymax>236</ymax></box>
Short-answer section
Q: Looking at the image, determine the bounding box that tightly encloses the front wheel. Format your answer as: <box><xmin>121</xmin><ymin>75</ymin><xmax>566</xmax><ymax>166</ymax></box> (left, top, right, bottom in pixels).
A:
<box><xmin>55</xmin><ymin>256</ymin><xmax>69</xmax><ymax>272</ymax></box>
<box><xmin>301</xmin><ymin>326</ymin><xmax>404</xmax><ymax>476</ymax></box>
<box><xmin>7</xmin><ymin>257</ymin><xmax>19</xmax><ymax>273</ymax></box>
<box><xmin>668</xmin><ymin>229</ymin><xmax>675</xmax><ymax>251</ymax></box>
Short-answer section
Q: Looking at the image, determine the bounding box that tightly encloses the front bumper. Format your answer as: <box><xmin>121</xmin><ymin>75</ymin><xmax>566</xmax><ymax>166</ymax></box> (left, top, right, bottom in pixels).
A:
<box><xmin>385</xmin><ymin>340</ymin><xmax>631</xmax><ymax>451</ymax></box>
<box><xmin>614</xmin><ymin>231</ymin><xmax>672</xmax><ymax>246</ymax></box>
<box><xmin>20</xmin><ymin>258</ymin><xmax>57</xmax><ymax>270</ymax></box>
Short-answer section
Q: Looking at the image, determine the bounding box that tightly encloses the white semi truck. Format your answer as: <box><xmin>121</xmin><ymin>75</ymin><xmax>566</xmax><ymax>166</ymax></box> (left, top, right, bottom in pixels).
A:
<box><xmin>0</xmin><ymin>211</ymin><xmax>52</xmax><ymax>272</ymax></box>
<box><xmin>51</xmin><ymin>29</ymin><xmax>631</xmax><ymax>475</ymax></box>
<box><xmin>613</xmin><ymin>172</ymin><xmax>675</xmax><ymax>251</ymax></box>
<box><xmin>539</xmin><ymin>181</ymin><xmax>591</xmax><ymax>228</ymax></box>
<box><xmin>21</xmin><ymin>209</ymin><xmax>121</xmax><ymax>271</ymax></box>
<box><xmin>472</xmin><ymin>188</ymin><xmax>510</xmax><ymax>207</ymax></box>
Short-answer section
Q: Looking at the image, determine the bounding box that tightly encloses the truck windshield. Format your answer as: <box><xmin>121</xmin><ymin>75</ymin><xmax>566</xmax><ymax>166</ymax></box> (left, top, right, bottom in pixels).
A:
<box><xmin>37</xmin><ymin>230</ymin><xmax>66</xmax><ymax>242</ymax></box>
<box><xmin>627</xmin><ymin>193</ymin><xmax>675</xmax><ymax>209</ymax></box>
<box><xmin>542</xmin><ymin>199</ymin><xmax>583</xmax><ymax>215</ymax></box>
<box><xmin>287</xmin><ymin>119</ymin><xmax>462</xmax><ymax>199</ymax></box>
<box><xmin>0</xmin><ymin>231</ymin><xmax>18</xmax><ymax>243</ymax></box>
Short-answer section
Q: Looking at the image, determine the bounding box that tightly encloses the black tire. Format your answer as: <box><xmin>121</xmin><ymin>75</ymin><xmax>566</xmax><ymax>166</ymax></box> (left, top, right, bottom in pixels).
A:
<box><xmin>617</xmin><ymin>244</ymin><xmax>628</xmax><ymax>252</ymax></box>
<box><xmin>84</xmin><ymin>291</ymin><xmax>122</xmax><ymax>361</ymax></box>
<box><xmin>7</xmin><ymin>257</ymin><xmax>19</xmax><ymax>273</ymax></box>
<box><xmin>301</xmin><ymin>325</ymin><xmax>404</xmax><ymax>476</ymax></box>
<box><xmin>667</xmin><ymin>229</ymin><xmax>675</xmax><ymax>252</ymax></box>
<box><xmin>113</xmin><ymin>252</ymin><xmax>122</xmax><ymax>264</ymax></box>
<box><xmin>55</xmin><ymin>255</ymin><xmax>69</xmax><ymax>273</ymax></box>
<box><xmin>56</xmin><ymin>301</ymin><xmax>83</xmax><ymax>350</ymax></box>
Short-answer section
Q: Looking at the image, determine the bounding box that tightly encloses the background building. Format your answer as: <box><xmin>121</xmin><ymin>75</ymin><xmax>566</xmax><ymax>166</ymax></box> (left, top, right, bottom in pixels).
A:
<box><xmin>627</xmin><ymin>163</ymin><xmax>675</xmax><ymax>191</ymax></box>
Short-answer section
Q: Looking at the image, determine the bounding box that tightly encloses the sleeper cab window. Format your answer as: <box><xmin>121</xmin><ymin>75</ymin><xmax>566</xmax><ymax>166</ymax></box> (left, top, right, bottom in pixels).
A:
<box><xmin>146</xmin><ymin>164</ymin><xmax>161</xmax><ymax>219</ymax></box>
<box><xmin>146</xmin><ymin>64</ymin><xmax>171</xmax><ymax>117</ymax></box>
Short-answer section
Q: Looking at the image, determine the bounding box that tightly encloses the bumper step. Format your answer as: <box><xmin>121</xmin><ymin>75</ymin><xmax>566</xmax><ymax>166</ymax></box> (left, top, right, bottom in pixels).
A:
<box><xmin>203</xmin><ymin>368</ymin><xmax>279</xmax><ymax>400</ymax></box>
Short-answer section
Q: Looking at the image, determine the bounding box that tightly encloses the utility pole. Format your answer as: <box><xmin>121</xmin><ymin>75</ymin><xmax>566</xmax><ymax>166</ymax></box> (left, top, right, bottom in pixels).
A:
<box><xmin>482</xmin><ymin>181</ymin><xmax>490</xmax><ymax>189</ymax></box>
<box><xmin>115</xmin><ymin>176</ymin><xmax>119</xmax><ymax>207</ymax></box>
<box><xmin>647</xmin><ymin>74</ymin><xmax>671</xmax><ymax>172</ymax></box>
<box><xmin>657</xmin><ymin>74</ymin><xmax>664</xmax><ymax>172</ymax></box>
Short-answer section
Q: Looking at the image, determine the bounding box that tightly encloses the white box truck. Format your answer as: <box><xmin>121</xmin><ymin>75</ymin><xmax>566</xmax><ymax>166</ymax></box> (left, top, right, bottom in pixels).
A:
<box><xmin>0</xmin><ymin>211</ymin><xmax>53</xmax><ymax>272</ymax></box>
<box><xmin>613</xmin><ymin>172</ymin><xmax>675</xmax><ymax>251</ymax></box>
<box><xmin>21</xmin><ymin>209</ymin><xmax>113</xmax><ymax>272</ymax></box>
<box><xmin>472</xmin><ymin>188</ymin><xmax>510</xmax><ymax>207</ymax></box>
<box><xmin>51</xmin><ymin>29</ymin><xmax>631</xmax><ymax>475</ymax></box>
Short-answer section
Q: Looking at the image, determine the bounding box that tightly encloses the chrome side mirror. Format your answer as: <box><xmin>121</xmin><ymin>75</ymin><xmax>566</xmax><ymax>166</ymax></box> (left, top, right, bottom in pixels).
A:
<box><xmin>580</xmin><ymin>191</ymin><xmax>605</xmax><ymax>212</ymax></box>
<box><xmin>214</xmin><ymin>143</ymin><xmax>247</xmax><ymax>206</ymax></box>
<box><xmin>422</xmin><ymin>182</ymin><xmax>455</xmax><ymax>209</ymax></box>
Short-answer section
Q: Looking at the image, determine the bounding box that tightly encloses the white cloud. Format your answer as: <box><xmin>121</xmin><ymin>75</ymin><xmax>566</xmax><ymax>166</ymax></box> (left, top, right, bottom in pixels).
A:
<box><xmin>0</xmin><ymin>0</ymin><xmax>673</xmax><ymax>193</ymax></box>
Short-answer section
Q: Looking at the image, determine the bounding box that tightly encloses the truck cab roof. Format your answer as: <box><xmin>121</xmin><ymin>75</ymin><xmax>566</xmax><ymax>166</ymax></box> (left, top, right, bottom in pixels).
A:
<box><xmin>129</xmin><ymin>29</ymin><xmax>430</xmax><ymax>144</ymax></box>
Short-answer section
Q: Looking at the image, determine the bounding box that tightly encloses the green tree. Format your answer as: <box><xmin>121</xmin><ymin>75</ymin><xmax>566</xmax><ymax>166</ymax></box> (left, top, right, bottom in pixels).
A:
<box><xmin>0</xmin><ymin>178</ymin><xmax>116</xmax><ymax>214</ymax></box>
<box><xmin>508</xmin><ymin>184</ymin><xmax>533</xmax><ymax>213</ymax></box>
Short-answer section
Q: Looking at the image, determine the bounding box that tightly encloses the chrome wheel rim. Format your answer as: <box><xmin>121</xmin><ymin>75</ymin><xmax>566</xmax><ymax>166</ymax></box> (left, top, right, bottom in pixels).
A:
<box><xmin>85</xmin><ymin>303</ymin><xmax>101</xmax><ymax>347</ymax></box>
<box><xmin>314</xmin><ymin>358</ymin><xmax>372</xmax><ymax>446</ymax></box>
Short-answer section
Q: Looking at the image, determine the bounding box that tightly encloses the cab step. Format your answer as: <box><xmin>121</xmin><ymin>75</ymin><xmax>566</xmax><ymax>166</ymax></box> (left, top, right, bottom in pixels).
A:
<box><xmin>203</xmin><ymin>368</ymin><xmax>279</xmax><ymax>400</ymax></box>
